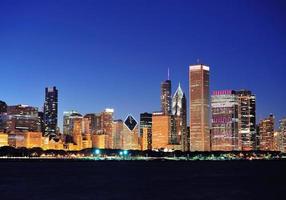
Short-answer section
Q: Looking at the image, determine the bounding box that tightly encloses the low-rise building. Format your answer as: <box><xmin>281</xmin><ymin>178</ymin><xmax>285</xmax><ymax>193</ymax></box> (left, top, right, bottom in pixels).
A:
<box><xmin>0</xmin><ymin>132</ymin><xmax>8</xmax><ymax>147</ymax></box>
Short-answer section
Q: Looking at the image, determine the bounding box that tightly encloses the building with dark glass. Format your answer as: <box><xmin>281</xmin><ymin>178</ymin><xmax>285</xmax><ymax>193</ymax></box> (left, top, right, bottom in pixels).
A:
<box><xmin>161</xmin><ymin>80</ymin><xmax>172</xmax><ymax>115</ymax></box>
<box><xmin>38</xmin><ymin>111</ymin><xmax>45</xmax><ymax>134</ymax></box>
<box><xmin>0</xmin><ymin>100</ymin><xmax>7</xmax><ymax>114</ymax></box>
<box><xmin>172</xmin><ymin>83</ymin><xmax>188</xmax><ymax>151</ymax></box>
<box><xmin>0</xmin><ymin>100</ymin><xmax>8</xmax><ymax>131</ymax></box>
<box><xmin>4</xmin><ymin>104</ymin><xmax>40</xmax><ymax>133</ymax></box>
<box><xmin>140</xmin><ymin>112</ymin><xmax>152</xmax><ymax>150</ymax></box>
<box><xmin>235</xmin><ymin>90</ymin><xmax>256</xmax><ymax>150</ymax></box>
<box><xmin>44</xmin><ymin>86</ymin><xmax>58</xmax><ymax>138</ymax></box>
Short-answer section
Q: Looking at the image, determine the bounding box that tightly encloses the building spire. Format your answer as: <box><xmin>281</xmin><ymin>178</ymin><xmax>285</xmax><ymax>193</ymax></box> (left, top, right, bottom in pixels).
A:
<box><xmin>167</xmin><ymin>67</ymin><xmax>170</xmax><ymax>80</ymax></box>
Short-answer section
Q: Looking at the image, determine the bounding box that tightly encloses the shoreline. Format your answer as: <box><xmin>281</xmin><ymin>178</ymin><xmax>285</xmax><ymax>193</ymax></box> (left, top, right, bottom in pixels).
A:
<box><xmin>0</xmin><ymin>156</ymin><xmax>285</xmax><ymax>161</ymax></box>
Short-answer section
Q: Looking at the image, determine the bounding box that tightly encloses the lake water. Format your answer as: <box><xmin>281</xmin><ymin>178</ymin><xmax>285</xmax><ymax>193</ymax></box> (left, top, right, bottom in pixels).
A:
<box><xmin>0</xmin><ymin>159</ymin><xmax>285</xmax><ymax>200</ymax></box>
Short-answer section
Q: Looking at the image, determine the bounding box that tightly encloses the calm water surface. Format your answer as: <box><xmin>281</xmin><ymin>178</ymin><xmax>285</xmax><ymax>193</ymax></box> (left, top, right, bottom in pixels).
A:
<box><xmin>0</xmin><ymin>159</ymin><xmax>285</xmax><ymax>200</ymax></box>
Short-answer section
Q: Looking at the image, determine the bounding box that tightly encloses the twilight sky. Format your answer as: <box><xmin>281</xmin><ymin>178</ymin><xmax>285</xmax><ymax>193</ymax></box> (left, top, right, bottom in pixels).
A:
<box><xmin>0</xmin><ymin>0</ymin><xmax>285</xmax><ymax>129</ymax></box>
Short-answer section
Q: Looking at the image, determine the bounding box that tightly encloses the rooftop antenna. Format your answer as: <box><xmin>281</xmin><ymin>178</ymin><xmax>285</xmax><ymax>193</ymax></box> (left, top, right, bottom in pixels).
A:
<box><xmin>168</xmin><ymin>67</ymin><xmax>170</xmax><ymax>80</ymax></box>
<box><xmin>196</xmin><ymin>58</ymin><xmax>200</xmax><ymax>64</ymax></box>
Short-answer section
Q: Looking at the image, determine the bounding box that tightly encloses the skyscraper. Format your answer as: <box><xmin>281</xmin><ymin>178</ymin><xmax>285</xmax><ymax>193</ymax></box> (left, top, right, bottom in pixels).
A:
<box><xmin>102</xmin><ymin>108</ymin><xmax>114</xmax><ymax>149</ymax></box>
<box><xmin>63</xmin><ymin>111</ymin><xmax>79</xmax><ymax>135</ymax></box>
<box><xmin>0</xmin><ymin>100</ymin><xmax>7</xmax><ymax>114</ymax></box>
<box><xmin>172</xmin><ymin>83</ymin><xmax>188</xmax><ymax>151</ymax></box>
<box><xmin>38</xmin><ymin>111</ymin><xmax>45</xmax><ymax>134</ymax></box>
<box><xmin>0</xmin><ymin>100</ymin><xmax>7</xmax><ymax>132</ymax></box>
<box><xmin>122</xmin><ymin>115</ymin><xmax>139</xmax><ymax>150</ymax></box>
<box><xmin>82</xmin><ymin>117</ymin><xmax>92</xmax><ymax>149</ymax></box>
<box><xmin>235</xmin><ymin>90</ymin><xmax>256</xmax><ymax>150</ymax></box>
<box><xmin>84</xmin><ymin>113</ymin><xmax>101</xmax><ymax>135</ymax></box>
<box><xmin>112</xmin><ymin>119</ymin><xmax>123</xmax><ymax>149</ymax></box>
<box><xmin>211</xmin><ymin>90</ymin><xmax>239</xmax><ymax>151</ymax></box>
<box><xmin>259</xmin><ymin>114</ymin><xmax>274</xmax><ymax>151</ymax></box>
<box><xmin>84</xmin><ymin>109</ymin><xmax>114</xmax><ymax>149</ymax></box>
<box><xmin>70</xmin><ymin>113</ymin><xmax>83</xmax><ymax>150</ymax></box>
<box><xmin>152</xmin><ymin>111</ymin><xmax>171</xmax><ymax>150</ymax></box>
<box><xmin>189</xmin><ymin>64</ymin><xmax>210</xmax><ymax>151</ymax></box>
<box><xmin>161</xmin><ymin>80</ymin><xmax>172</xmax><ymax>115</ymax></box>
<box><xmin>279</xmin><ymin>118</ymin><xmax>286</xmax><ymax>152</ymax></box>
<box><xmin>44</xmin><ymin>87</ymin><xmax>58</xmax><ymax>139</ymax></box>
<box><xmin>140</xmin><ymin>112</ymin><xmax>152</xmax><ymax>150</ymax></box>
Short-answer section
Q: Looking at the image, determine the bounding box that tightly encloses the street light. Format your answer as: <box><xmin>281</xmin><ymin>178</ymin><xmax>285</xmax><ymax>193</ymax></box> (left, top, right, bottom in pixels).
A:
<box><xmin>95</xmin><ymin>149</ymin><xmax>100</xmax><ymax>156</ymax></box>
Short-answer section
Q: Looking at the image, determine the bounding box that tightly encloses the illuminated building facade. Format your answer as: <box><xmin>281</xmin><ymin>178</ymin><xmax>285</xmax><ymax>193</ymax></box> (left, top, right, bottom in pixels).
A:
<box><xmin>189</xmin><ymin>64</ymin><xmax>210</xmax><ymax>151</ymax></box>
<box><xmin>122</xmin><ymin>125</ymin><xmax>139</xmax><ymax>150</ymax></box>
<box><xmin>92</xmin><ymin>134</ymin><xmax>106</xmax><ymax>149</ymax></box>
<box><xmin>63</xmin><ymin>111</ymin><xmax>79</xmax><ymax>135</ymax></box>
<box><xmin>236</xmin><ymin>90</ymin><xmax>256</xmax><ymax>150</ymax></box>
<box><xmin>0</xmin><ymin>132</ymin><xmax>8</xmax><ymax>147</ymax></box>
<box><xmin>140</xmin><ymin>112</ymin><xmax>152</xmax><ymax>150</ymax></box>
<box><xmin>172</xmin><ymin>84</ymin><xmax>188</xmax><ymax>151</ymax></box>
<box><xmin>122</xmin><ymin>115</ymin><xmax>139</xmax><ymax>150</ymax></box>
<box><xmin>70</xmin><ymin>114</ymin><xmax>83</xmax><ymax>150</ymax></box>
<box><xmin>8</xmin><ymin>133</ymin><xmax>25</xmax><ymax>148</ymax></box>
<box><xmin>44</xmin><ymin>86</ymin><xmax>58</xmax><ymax>138</ymax></box>
<box><xmin>84</xmin><ymin>109</ymin><xmax>114</xmax><ymax>149</ymax></box>
<box><xmin>62</xmin><ymin>111</ymin><xmax>92</xmax><ymax>150</ymax></box>
<box><xmin>161</xmin><ymin>80</ymin><xmax>172</xmax><ymax>115</ymax></box>
<box><xmin>102</xmin><ymin>109</ymin><xmax>114</xmax><ymax>149</ymax></box>
<box><xmin>24</xmin><ymin>131</ymin><xmax>42</xmax><ymax>148</ymax></box>
<box><xmin>259</xmin><ymin>114</ymin><xmax>275</xmax><ymax>151</ymax></box>
<box><xmin>84</xmin><ymin>113</ymin><xmax>101</xmax><ymax>134</ymax></box>
<box><xmin>112</xmin><ymin>119</ymin><xmax>123</xmax><ymax>149</ymax></box>
<box><xmin>279</xmin><ymin>118</ymin><xmax>286</xmax><ymax>152</ymax></box>
<box><xmin>152</xmin><ymin>112</ymin><xmax>171</xmax><ymax>150</ymax></box>
<box><xmin>211</xmin><ymin>90</ymin><xmax>239</xmax><ymax>151</ymax></box>
<box><xmin>82</xmin><ymin>117</ymin><xmax>92</xmax><ymax>149</ymax></box>
<box><xmin>4</xmin><ymin>105</ymin><xmax>40</xmax><ymax>133</ymax></box>
<box><xmin>273</xmin><ymin>131</ymin><xmax>283</xmax><ymax>152</ymax></box>
<box><xmin>141</xmin><ymin>127</ymin><xmax>149</xmax><ymax>150</ymax></box>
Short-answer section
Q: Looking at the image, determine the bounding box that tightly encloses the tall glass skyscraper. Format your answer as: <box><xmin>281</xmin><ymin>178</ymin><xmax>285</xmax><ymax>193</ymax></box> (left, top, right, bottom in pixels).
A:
<box><xmin>161</xmin><ymin>80</ymin><xmax>172</xmax><ymax>115</ymax></box>
<box><xmin>44</xmin><ymin>86</ymin><xmax>58</xmax><ymax>139</ymax></box>
<box><xmin>279</xmin><ymin>118</ymin><xmax>286</xmax><ymax>153</ymax></box>
<box><xmin>189</xmin><ymin>64</ymin><xmax>210</xmax><ymax>151</ymax></box>
<box><xmin>235</xmin><ymin>90</ymin><xmax>256</xmax><ymax>150</ymax></box>
<box><xmin>172</xmin><ymin>83</ymin><xmax>188</xmax><ymax>151</ymax></box>
<box><xmin>0</xmin><ymin>100</ymin><xmax>7</xmax><ymax>114</ymax></box>
<box><xmin>211</xmin><ymin>90</ymin><xmax>239</xmax><ymax>151</ymax></box>
<box><xmin>259</xmin><ymin>114</ymin><xmax>274</xmax><ymax>151</ymax></box>
<box><xmin>0</xmin><ymin>100</ymin><xmax>7</xmax><ymax>132</ymax></box>
<box><xmin>140</xmin><ymin>112</ymin><xmax>152</xmax><ymax>150</ymax></box>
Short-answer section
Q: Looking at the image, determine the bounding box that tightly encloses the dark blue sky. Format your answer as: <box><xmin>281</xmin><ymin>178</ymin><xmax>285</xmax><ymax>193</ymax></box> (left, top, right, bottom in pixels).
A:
<box><xmin>0</xmin><ymin>0</ymin><xmax>285</xmax><ymax>129</ymax></box>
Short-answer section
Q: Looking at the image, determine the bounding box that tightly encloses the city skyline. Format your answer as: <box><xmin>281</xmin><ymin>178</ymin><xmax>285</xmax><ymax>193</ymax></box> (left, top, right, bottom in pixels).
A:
<box><xmin>1</xmin><ymin>2</ymin><xmax>286</xmax><ymax>199</ymax></box>
<box><xmin>0</xmin><ymin>62</ymin><xmax>285</xmax><ymax>130</ymax></box>
<box><xmin>0</xmin><ymin>0</ymin><xmax>286</xmax><ymax>129</ymax></box>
